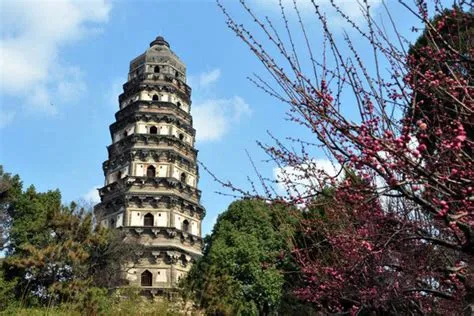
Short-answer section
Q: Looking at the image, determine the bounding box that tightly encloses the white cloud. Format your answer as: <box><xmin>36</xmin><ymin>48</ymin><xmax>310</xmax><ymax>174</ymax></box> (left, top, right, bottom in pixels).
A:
<box><xmin>83</xmin><ymin>185</ymin><xmax>101</xmax><ymax>204</ymax></box>
<box><xmin>232</xmin><ymin>96</ymin><xmax>252</xmax><ymax>120</ymax></box>
<box><xmin>199</xmin><ymin>69</ymin><xmax>221</xmax><ymax>88</ymax></box>
<box><xmin>189</xmin><ymin>68</ymin><xmax>252</xmax><ymax>142</ymax></box>
<box><xmin>253</xmin><ymin>0</ymin><xmax>382</xmax><ymax>22</ymax></box>
<box><xmin>273</xmin><ymin>158</ymin><xmax>341</xmax><ymax>198</ymax></box>
<box><xmin>55</xmin><ymin>66</ymin><xmax>87</xmax><ymax>103</ymax></box>
<box><xmin>29</xmin><ymin>86</ymin><xmax>55</xmax><ymax>114</ymax></box>
<box><xmin>0</xmin><ymin>0</ymin><xmax>111</xmax><ymax>118</ymax></box>
<box><xmin>192</xmin><ymin>96</ymin><xmax>252</xmax><ymax>142</ymax></box>
<box><xmin>188</xmin><ymin>68</ymin><xmax>221</xmax><ymax>91</ymax></box>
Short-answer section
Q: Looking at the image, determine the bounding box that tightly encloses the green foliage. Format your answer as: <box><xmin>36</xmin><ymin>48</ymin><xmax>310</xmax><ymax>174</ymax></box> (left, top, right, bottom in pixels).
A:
<box><xmin>183</xmin><ymin>199</ymin><xmax>298</xmax><ymax>315</ymax></box>
<box><xmin>0</xmin><ymin>265</ymin><xmax>16</xmax><ymax>311</ymax></box>
<box><xmin>1</xmin><ymin>287</ymin><xmax>184</xmax><ymax>315</ymax></box>
<box><xmin>0</xmin><ymin>166</ymin><xmax>24</xmax><ymax>251</ymax></box>
<box><xmin>3</xmin><ymin>197</ymin><xmax>99</xmax><ymax>306</ymax></box>
<box><xmin>0</xmin><ymin>166</ymin><xmax>141</xmax><ymax>311</ymax></box>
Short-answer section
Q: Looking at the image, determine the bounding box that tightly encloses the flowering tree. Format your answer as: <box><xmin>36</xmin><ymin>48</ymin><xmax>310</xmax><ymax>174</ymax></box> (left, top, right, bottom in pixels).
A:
<box><xmin>295</xmin><ymin>176</ymin><xmax>463</xmax><ymax>314</ymax></box>
<box><xmin>216</xmin><ymin>0</ymin><xmax>473</xmax><ymax>313</ymax></box>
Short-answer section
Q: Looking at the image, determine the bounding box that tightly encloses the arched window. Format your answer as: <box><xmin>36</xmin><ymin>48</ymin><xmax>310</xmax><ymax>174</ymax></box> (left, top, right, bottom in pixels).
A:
<box><xmin>175</xmin><ymin>71</ymin><xmax>179</xmax><ymax>78</ymax></box>
<box><xmin>117</xmin><ymin>171</ymin><xmax>122</xmax><ymax>180</ymax></box>
<box><xmin>180</xmin><ymin>172</ymin><xmax>186</xmax><ymax>184</ymax></box>
<box><xmin>150</xmin><ymin>126</ymin><xmax>158</xmax><ymax>135</ymax></box>
<box><xmin>182</xmin><ymin>219</ymin><xmax>189</xmax><ymax>232</ymax></box>
<box><xmin>141</xmin><ymin>270</ymin><xmax>152</xmax><ymax>286</ymax></box>
<box><xmin>152</xmin><ymin>94</ymin><xmax>159</xmax><ymax>101</ymax></box>
<box><xmin>177</xmin><ymin>101</ymin><xmax>182</xmax><ymax>108</ymax></box>
<box><xmin>147</xmin><ymin>166</ymin><xmax>156</xmax><ymax>178</ymax></box>
<box><xmin>144</xmin><ymin>213</ymin><xmax>154</xmax><ymax>226</ymax></box>
<box><xmin>154</xmin><ymin>66</ymin><xmax>160</xmax><ymax>73</ymax></box>
<box><xmin>179</xmin><ymin>133</ymin><xmax>184</xmax><ymax>141</ymax></box>
<box><xmin>109</xmin><ymin>218</ymin><xmax>115</xmax><ymax>228</ymax></box>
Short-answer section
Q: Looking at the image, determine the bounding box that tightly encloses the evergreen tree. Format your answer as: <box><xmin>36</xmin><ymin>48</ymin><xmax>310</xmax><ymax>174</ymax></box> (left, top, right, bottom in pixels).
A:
<box><xmin>183</xmin><ymin>199</ymin><xmax>299</xmax><ymax>315</ymax></box>
<box><xmin>0</xmin><ymin>166</ymin><xmax>141</xmax><ymax>309</ymax></box>
<box><xmin>0</xmin><ymin>166</ymin><xmax>23</xmax><ymax>251</ymax></box>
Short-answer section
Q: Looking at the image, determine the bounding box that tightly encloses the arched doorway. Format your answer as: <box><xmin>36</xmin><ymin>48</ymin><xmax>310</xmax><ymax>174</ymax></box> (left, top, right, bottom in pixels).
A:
<box><xmin>147</xmin><ymin>166</ymin><xmax>156</xmax><ymax>178</ymax></box>
<box><xmin>182</xmin><ymin>219</ymin><xmax>189</xmax><ymax>232</ymax></box>
<box><xmin>141</xmin><ymin>270</ymin><xmax>152</xmax><ymax>286</ymax></box>
<box><xmin>144</xmin><ymin>213</ymin><xmax>154</xmax><ymax>226</ymax></box>
<box><xmin>149</xmin><ymin>126</ymin><xmax>158</xmax><ymax>134</ymax></box>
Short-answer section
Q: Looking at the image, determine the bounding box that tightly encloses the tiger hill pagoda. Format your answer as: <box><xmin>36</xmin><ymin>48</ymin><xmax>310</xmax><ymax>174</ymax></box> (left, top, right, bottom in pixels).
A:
<box><xmin>94</xmin><ymin>36</ymin><xmax>204</xmax><ymax>295</ymax></box>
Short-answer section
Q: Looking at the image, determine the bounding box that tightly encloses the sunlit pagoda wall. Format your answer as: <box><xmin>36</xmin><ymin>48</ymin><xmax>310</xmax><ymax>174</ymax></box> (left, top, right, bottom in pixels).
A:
<box><xmin>94</xmin><ymin>36</ymin><xmax>205</xmax><ymax>292</ymax></box>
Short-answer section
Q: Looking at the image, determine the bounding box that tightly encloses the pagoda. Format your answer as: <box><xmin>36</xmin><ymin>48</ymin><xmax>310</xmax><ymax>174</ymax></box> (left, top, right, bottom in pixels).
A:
<box><xmin>95</xmin><ymin>36</ymin><xmax>204</xmax><ymax>294</ymax></box>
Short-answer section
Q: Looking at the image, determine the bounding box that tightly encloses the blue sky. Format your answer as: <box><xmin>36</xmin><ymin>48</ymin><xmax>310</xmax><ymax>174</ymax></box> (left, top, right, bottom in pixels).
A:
<box><xmin>0</xmin><ymin>0</ymin><xmax>435</xmax><ymax>235</ymax></box>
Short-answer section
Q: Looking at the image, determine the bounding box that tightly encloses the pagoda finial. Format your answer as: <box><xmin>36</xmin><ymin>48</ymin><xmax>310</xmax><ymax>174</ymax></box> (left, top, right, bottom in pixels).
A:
<box><xmin>150</xmin><ymin>36</ymin><xmax>170</xmax><ymax>48</ymax></box>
